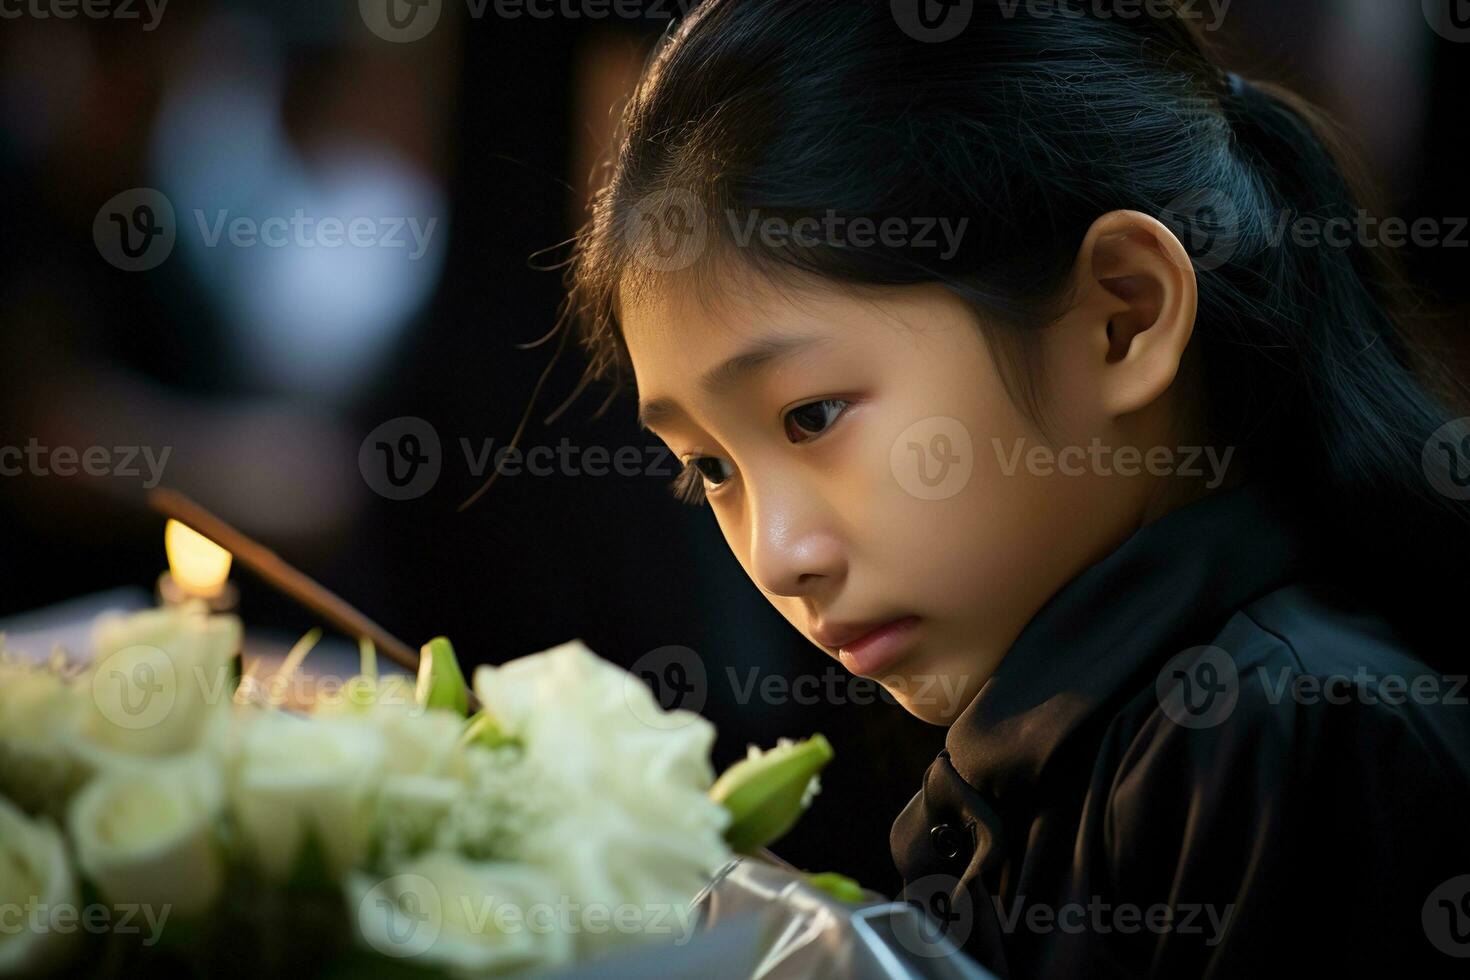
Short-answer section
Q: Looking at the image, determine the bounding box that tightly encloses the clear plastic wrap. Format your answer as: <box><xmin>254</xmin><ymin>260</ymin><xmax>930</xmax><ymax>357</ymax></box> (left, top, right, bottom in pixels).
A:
<box><xmin>544</xmin><ymin>856</ymin><xmax>998</xmax><ymax>979</ymax></box>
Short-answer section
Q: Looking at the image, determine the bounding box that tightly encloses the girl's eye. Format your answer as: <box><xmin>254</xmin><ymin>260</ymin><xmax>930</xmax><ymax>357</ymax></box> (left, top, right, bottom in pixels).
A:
<box><xmin>693</xmin><ymin>455</ymin><xmax>735</xmax><ymax>485</ymax></box>
<box><xmin>670</xmin><ymin>455</ymin><xmax>734</xmax><ymax>506</ymax></box>
<box><xmin>783</xmin><ymin>399</ymin><xmax>850</xmax><ymax>443</ymax></box>
<box><xmin>667</xmin><ymin>400</ymin><xmax>849</xmax><ymax>506</ymax></box>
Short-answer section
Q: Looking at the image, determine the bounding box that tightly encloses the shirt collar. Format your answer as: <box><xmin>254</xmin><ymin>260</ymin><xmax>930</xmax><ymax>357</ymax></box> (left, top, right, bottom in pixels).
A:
<box><xmin>943</xmin><ymin>481</ymin><xmax>1315</xmax><ymax>802</ymax></box>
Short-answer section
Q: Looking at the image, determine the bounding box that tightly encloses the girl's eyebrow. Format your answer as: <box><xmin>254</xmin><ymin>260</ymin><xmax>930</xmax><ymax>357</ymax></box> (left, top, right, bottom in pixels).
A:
<box><xmin>637</xmin><ymin>333</ymin><xmax>832</xmax><ymax>430</ymax></box>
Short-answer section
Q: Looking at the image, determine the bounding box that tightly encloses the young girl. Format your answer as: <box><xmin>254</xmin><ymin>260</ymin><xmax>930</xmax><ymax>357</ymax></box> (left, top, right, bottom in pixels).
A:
<box><xmin>553</xmin><ymin>1</ymin><xmax>1470</xmax><ymax>976</ymax></box>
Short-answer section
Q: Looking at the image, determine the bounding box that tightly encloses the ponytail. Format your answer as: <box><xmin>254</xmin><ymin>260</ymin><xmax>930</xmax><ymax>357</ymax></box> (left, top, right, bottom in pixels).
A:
<box><xmin>1197</xmin><ymin>71</ymin><xmax>1470</xmax><ymax>588</ymax></box>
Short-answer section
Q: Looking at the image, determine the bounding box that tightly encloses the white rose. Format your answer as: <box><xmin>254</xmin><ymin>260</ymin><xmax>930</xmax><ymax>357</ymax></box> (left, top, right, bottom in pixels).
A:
<box><xmin>77</xmin><ymin>606</ymin><xmax>241</xmax><ymax>766</ymax></box>
<box><xmin>0</xmin><ymin>795</ymin><xmax>79</xmax><ymax>976</ymax></box>
<box><xmin>472</xmin><ymin>641</ymin><xmax>721</xmax><ymax>790</ymax></box>
<box><xmin>313</xmin><ymin>684</ymin><xmax>472</xmax><ymax>862</ymax></box>
<box><xmin>366</xmin><ymin>709</ymin><xmax>474</xmax><ymax>862</ymax></box>
<box><xmin>348</xmin><ymin>851</ymin><xmax>574</xmax><ymax>976</ymax></box>
<box><xmin>429</xmin><ymin>743</ymin><xmax>540</xmax><ymax>862</ymax></box>
<box><xmin>516</xmin><ymin>809</ymin><xmax>711</xmax><ymax>955</ymax></box>
<box><xmin>230</xmin><ymin>713</ymin><xmax>386</xmax><ymax>881</ymax></box>
<box><xmin>0</xmin><ymin>657</ymin><xmax>87</xmax><ymax>814</ymax></box>
<box><xmin>473</xmin><ymin>641</ymin><xmax>731</xmax><ymax>955</ymax></box>
<box><xmin>374</xmin><ymin>773</ymin><xmax>465</xmax><ymax>857</ymax></box>
<box><xmin>372</xmin><ymin>705</ymin><xmax>468</xmax><ymax>778</ymax></box>
<box><xmin>67</xmin><ymin>753</ymin><xmax>223</xmax><ymax>917</ymax></box>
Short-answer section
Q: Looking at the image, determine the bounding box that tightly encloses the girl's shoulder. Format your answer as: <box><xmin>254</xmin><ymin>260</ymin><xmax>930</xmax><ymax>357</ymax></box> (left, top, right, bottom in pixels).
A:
<box><xmin>1092</xmin><ymin>578</ymin><xmax>1470</xmax><ymax>976</ymax></box>
<box><xmin>1106</xmin><ymin>576</ymin><xmax>1470</xmax><ymax>808</ymax></box>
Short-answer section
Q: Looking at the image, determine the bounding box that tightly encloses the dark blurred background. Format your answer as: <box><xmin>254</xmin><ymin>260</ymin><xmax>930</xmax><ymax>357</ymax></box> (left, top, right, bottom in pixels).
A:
<box><xmin>1</xmin><ymin>1</ymin><xmax>1466</xmax><ymax>897</ymax></box>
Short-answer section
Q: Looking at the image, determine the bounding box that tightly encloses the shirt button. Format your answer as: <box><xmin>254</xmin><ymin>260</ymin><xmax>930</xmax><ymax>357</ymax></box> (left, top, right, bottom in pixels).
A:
<box><xmin>929</xmin><ymin>823</ymin><xmax>968</xmax><ymax>861</ymax></box>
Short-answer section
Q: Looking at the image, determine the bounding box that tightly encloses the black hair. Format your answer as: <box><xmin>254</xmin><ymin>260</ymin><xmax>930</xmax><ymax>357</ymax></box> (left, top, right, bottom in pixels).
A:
<box><xmin>536</xmin><ymin>0</ymin><xmax>1469</xmax><ymax>597</ymax></box>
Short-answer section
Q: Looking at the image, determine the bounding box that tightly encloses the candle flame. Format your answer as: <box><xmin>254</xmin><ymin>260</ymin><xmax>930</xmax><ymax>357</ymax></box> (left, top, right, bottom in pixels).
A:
<box><xmin>165</xmin><ymin>519</ymin><xmax>233</xmax><ymax>598</ymax></box>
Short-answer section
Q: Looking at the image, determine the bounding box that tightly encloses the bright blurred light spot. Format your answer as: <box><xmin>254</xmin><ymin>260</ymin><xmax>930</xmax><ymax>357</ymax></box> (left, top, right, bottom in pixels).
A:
<box><xmin>165</xmin><ymin>519</ymin><xmax>233</xmax><ymax>599</ymax></box>
<box><xmin>150</xmin><ymin>9</ymin><xmax>447</xmax><ymax>401</ymax></box>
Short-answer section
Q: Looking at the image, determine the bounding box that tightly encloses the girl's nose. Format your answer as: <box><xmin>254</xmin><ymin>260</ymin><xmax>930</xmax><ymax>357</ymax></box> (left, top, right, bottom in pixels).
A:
<box><xmin>746</xmin><ymin>490</ymin><xmax>846</xmax><ymax>599</ymax></box>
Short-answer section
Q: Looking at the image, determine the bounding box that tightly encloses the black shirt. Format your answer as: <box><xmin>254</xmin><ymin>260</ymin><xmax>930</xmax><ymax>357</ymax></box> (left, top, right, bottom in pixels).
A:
<box><xmin>890</xmin><ymin>481</ymin><xmax>1470</xmax><ymax>978</ymax></box>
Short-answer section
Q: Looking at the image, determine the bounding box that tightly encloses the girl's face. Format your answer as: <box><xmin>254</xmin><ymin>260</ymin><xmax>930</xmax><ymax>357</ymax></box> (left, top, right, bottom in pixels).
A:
<box><xmin>621</xmin><ymin>224</ymin><xmax>1197</xmax><ymax>724</ymax></box>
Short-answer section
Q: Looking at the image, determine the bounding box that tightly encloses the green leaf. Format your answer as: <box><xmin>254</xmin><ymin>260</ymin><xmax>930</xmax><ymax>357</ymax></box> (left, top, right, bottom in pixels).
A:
<box><xmin>414</xmin><ymin>636</ymin><xmax>469</xmax><ymax>716</ymax></box>
<box><xmin>460</xmin><ymin>710</ymin><xmax>519</xmax><ymax>749</ymax></box>
<box><xmin>710</xmin><ymin>733</ymin><xmax>834</xmax><ymax>853</ymax></box>
<box><xmin>805</xmin><ymin>870</ymin><xmax>867</xmax><ymax>903</ymax></box>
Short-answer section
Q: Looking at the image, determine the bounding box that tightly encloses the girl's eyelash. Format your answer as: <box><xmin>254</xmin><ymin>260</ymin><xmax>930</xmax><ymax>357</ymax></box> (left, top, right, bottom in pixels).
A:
<box><xmin>784</xmin><ymin>398</ymin><xmax>850</xmax><ymax>442</ymax></box>
<box><xmin>667</xmin><ymin>397</ymin><xmax>853</xmax><ymax>507</ymax></box>
<box><xmin>670</xmin><ymin>462</ymin><xmax>709</xmax><ymax>506</ymax></box>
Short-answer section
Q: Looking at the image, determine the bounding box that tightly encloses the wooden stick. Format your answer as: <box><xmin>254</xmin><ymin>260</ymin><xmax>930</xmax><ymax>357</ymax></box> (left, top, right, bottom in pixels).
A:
<box><xmin>148</xmin><ymin>487</ymin><xmax>479</xmax><ymax>711</ymax></box>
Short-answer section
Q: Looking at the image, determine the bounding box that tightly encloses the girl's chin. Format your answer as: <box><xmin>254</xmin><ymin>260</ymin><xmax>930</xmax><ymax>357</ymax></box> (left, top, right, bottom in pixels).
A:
<box><xmin>875</xmin><ymin>657</ymin><xmax>983</xmax><ymax>727</ymax></box>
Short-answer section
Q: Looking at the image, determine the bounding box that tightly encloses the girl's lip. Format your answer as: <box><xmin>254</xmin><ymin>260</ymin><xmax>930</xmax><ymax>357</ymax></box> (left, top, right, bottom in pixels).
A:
<box><xmin>836</xmin><ymin>616</ymin><xmax>921</xmax><ymax>676</ymax></box>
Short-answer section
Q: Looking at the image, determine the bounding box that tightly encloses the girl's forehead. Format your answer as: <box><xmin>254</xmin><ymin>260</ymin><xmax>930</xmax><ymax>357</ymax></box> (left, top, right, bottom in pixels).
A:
<box><xmin>621</xmin><ymin>258</ymin><xmax>907</xmax><ymax>343</ymax></box>
<box><xmin>621</xmin><ymin>268</ymin><xmax>859</xmax><ymax>406</ymax></box>
<box><xmin>622</xmin><ymin>267</ymin><xmax>966</xmax><ymax>370</ymax></box>
<box><xmin>622</xmin><ymin>290</ymin><xmax>784</xmax><ymax>386</ymax></box>
<box><xmin>621</xmin><ymin>262</ymin><xmax>808</xmax><ymax>348</ymax></box>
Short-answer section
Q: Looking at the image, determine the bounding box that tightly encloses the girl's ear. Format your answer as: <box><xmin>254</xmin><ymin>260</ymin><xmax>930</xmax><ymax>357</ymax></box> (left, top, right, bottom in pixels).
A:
<box><xmin>1068</xmin><ymin>209</ymin><xmax>1199</xmax><ymax>418</ymax></box>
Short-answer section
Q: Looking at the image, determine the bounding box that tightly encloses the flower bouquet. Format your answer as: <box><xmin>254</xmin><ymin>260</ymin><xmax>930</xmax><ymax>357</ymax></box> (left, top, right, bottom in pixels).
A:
<box><xmin>0</xmin><ymin>601</ymin><xmax>843</xmax><ymax>978</ymax></box>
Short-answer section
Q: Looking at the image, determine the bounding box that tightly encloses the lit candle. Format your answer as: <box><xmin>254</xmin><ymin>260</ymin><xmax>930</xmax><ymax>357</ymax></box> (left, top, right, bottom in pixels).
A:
<box><xmin>159</xmin><ymin>519</ymin><xmax>238</xmax><ymax>611</ymax></box>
